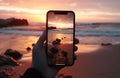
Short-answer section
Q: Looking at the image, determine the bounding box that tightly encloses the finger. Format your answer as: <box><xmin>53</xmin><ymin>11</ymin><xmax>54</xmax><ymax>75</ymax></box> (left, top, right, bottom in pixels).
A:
<box><xmin>36</xmin><ymin>31</ymin><xmax>46</xmax><ymax>47</ymax></box>
<box><xmin>74</xmin><ymin>38</ymin><xmax>79</xmax><ymax>44</ymax></box>
<box><xmin>74</xmin><ymin>46</ymin><xmax>78</xmax><ymax>52</ymax></box>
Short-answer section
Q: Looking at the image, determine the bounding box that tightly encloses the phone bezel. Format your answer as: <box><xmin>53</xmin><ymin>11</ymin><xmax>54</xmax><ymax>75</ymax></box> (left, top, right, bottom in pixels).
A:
<box><xmin>46</xmin><ymin>10</ymin><xmax>75</xmax><ymax>66</ymax></box>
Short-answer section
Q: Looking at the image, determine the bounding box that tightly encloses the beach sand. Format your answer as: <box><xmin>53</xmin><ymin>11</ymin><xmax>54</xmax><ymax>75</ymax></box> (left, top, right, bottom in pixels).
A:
<box><xmin>0</xmin><ymin>34</ymin><xmax>38</xmax><ymax>78</ymax></box>
<box><xmin>0</xmin><ymin>34</ymin><xmax>39</xmax><ymax>54</ymax></box>
<box><xmin>0</xmin><ymin>34</ymin><xmax>120</xmax><ymax>78</ymax></box>
<box><xmin>59</xmin><ymin>44</ymin><xmax>120</xmax><ymax>78</ymax></box>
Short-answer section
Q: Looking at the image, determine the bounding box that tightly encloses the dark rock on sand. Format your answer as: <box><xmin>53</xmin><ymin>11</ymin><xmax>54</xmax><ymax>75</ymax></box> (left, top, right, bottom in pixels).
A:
<box><xmin>48</xmin><ymin>26</ymin><xmax>56</xmax><ymax>30</ymax></box>
<box><xmin>61</xmin><ymin>51</ymin><xmax>68</xmax><ymax>57</ymax></box>
<box><xmin>101</xmin><ymin>43</ymin><xmax>112</xmax><ymax>46</ymax></box>
<box><xmin>4</xmin><ymin>49</ymin><xmax>22</xmax><ymax>60</ymax></box>
<box><xmin>56</xmin><ymin>38</ymin><xmax>61</xmax><ymax>43</ymax></box>
<box><xmin>6</xmin><ymin>57</ymin><xmax>20</xmax><ymax>66</ymax></box>
<box><xmin>0</xmin><ymin>56</ymin><xmax>6</xmax><ymax>66</ymax></box>
<box><xmin>74</xmin><ymin>46</ymin><xmax>78</xmax><ymax>51</ymax></box>
<box><xmin>74</xmin><ymin>38</ymin><xmax>79</xmax><ymax>44</ymax></box>
<box><xmin>52</xmin><ymin>41</ymin><xmax>60</xmax><ymax>45</ymax></box>
<box><xmin>50</xmin><ymin>47</ymin><xmax>59</xmax><ymax>54</ymax></box>
<box><xmin>32</xmin><ymin>43</ymin><xmax>35</xmax><ymax>47</ymax></box>
<box><xmin>26</xmin><ymin>47</ymin><xmax>31</xmax><ymax>51</ymax></box>
<box><xmin>0</xmin><ymin>71</ymin><xmax>13</xmax><ymax>78</ymax></box>
<box><xmin>0</xmin><ymin>55</ymin><xmax>20</xmax><ymax>66</ymax></box>
<box><xmin>52</xmin><ymin>38</ymin><xmax>61</xmax><ymax>45</ymax></box>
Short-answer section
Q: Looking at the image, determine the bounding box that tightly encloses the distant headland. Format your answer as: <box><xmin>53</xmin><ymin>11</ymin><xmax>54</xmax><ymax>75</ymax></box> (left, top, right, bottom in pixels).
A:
<box><xmin>0</xmin><ymin>18</ymin><xmax>29</xmax><ymax>28</ymax></box>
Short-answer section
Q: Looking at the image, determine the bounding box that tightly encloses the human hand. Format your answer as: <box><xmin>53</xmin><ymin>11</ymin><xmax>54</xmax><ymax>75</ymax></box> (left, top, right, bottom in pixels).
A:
<box><xmin>32</xmin><ymin>31</ymin><xmax>79</xmax><ymax>78</ymax></box>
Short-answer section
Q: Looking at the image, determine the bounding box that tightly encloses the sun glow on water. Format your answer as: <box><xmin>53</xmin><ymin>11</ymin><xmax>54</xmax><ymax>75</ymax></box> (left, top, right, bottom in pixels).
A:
<box><xmin>48</xmin><ymin>22</ymin><xmax>73</xmax><ymax>29</ymax></box>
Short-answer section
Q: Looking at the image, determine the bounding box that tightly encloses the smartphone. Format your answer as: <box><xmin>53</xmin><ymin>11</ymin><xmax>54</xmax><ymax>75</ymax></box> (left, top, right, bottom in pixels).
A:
<box><xmin>46</xmin><ymin>10</ymin><xmax>75</xmax><ymax>66</ymax></box>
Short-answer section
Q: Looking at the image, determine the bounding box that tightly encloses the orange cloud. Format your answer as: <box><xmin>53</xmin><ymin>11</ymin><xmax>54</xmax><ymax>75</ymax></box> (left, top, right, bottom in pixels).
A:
<box><xmin>0</xmin><ymin>0</ymin><xmax>120</xmax><ymax>23</ymax></box>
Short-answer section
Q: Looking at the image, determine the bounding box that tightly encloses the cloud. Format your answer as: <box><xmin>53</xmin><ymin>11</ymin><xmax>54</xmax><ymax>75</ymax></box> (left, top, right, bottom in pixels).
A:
<box><xmin>1</xmin><ymin>0</ymin><xmax>120</xmax><ymax>12</ymax></box>
<box><xmin>70</xmin><ymin>3</ymin><xmax>77</xmax><ymax>7</ymax></box>
<box><xmin>0</xmin><ymin>0</ymin><xmax>120</xmax><ymax>22</ymax></box>
<box><xmin>0</xmin><ymin>6</ymin><xmax>47</xmax><ymax>14</ymax></box>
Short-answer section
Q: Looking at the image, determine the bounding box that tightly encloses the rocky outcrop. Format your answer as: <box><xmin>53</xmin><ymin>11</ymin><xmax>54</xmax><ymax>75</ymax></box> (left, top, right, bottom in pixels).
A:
<box><xmin>0</xmin><ymin>49</ymin><xmax>22</xmax><ymax>67</ymax></box>
<box><xmin>0</xmin><ymin>18</ymin><xmax>29</xmax><ymax>27</ymax></box>
<box><xmin>4</xmin><ymin>49</ymin><xmax>23</xmax><ymax>60</ymax></box>
<box><xmin>0</xmin><ymin>55</ymin><xmax>20</xmax><ymax>66</ymax></box>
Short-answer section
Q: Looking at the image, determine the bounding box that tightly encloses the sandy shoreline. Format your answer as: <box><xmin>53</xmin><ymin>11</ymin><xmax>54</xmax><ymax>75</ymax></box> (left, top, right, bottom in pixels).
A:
<box><xmin>0</xmin><ymin>34</ymin><xmax>120</xmax><ymax>78</ymax></box>
<box><xmin>0</xmin><ymin>34</ymin><xmax>36</xmax><ymax>78</ymax></box>
<box><xmin>0</xmin><ymin>34</ymin><xmax>39</xmax><ymax>54</ymax></box>
<box><xmin>59</xmin><ymin>44</ymin><xmax>120</xmax><ymax>78</ymax></box>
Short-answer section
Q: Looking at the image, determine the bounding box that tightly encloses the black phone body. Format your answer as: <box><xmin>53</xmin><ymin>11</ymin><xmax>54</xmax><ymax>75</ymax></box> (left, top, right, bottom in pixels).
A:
<box><xmin>46</xmin><ymin>10</ymin><xmax>75</xmax><ymax>66</ymax></box>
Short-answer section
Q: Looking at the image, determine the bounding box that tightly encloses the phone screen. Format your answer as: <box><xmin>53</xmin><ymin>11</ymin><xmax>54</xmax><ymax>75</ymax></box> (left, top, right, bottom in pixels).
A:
<box><xmin>46</xmin><ymin>11</ymin><xmax>75</xmax><ymax>66</ymax></box>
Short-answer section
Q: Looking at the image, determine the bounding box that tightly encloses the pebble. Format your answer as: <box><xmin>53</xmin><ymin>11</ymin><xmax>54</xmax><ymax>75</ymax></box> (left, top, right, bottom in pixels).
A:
<box><xmin>32</xmin><ymin>43</ymin><xmax>35</xmax><ymax>47</ymax></box>
<box><xmin>26</xmin><ymin>47</ymin><xmax>31</xmax><ymax>51</ymax></box>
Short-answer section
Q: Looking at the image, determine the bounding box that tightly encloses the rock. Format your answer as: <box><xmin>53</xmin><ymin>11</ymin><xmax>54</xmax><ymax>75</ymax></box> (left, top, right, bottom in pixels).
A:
<box><xmin>52</xmin><ymin>41</ymin><xmax>60</xmax><ymax>45</ymax></box>
<box><xmin>6</xmin><ymin>57</ymin><xmax>20</xmax><ymax>66</ymax></box>
<box><xmin>26</xmin><ymin>47</ymin><xmax>31</xmax><ymax>51</ymax></box>
<box><xmin>101</xmin><ymin>43</ymin><xmax>112</xmax><ymax>46</ymax></box>
<box><xmin>56</xmin><ymin>38</ymin><xmax>61</xmax><ymax>43</ymax></box>
<box><xmin>0</xmin><ymin>55</ymin><xmax>20</xmax><ymax>66</ymax></box>
<box><xmin>50</xmin><ymin>47</ymin><xmax>59</xmax><ymax>54</ymax></box>
<box><xmin>32</xmin><ymin>43</ymin><xmax>35</xmax><ymax>47</ymax></box>
<box><xmin>48</xmin><ymin>26</ymin><xmax>56</xmax><ymax>30</ymax></box>
<box><xmin>0</xmin><ymin>58</ymin><xmax>6</xmax><ymax>66</ymax></box>
<box><xmin>61</xmin><ymin>51</ymin><xmax>68</xmax><ymax>57</ymax></box>
<box><xmin>74</xmin><ymin>46</ymin><xmax>78</xmax><ymax>51</ymax></box>
<box><xmin>4</xmin><ymin>49</ymin><xmax>22</xmax><ymax>60</ymax></box>
<box><xmin>0</xmin><ymin>71</ymin><xmax>13</xmax><ymax>78</ymax></box>
<box><xmin>0</xmin><ymin>18</ymin><xmax>29</xmax><ymax>28</ymax></box>
<box><xmin>52</xmin><ymin>38</ymin><xmax>61</xmax><ymax>45</ymax></box>
<box><xmin>4</xmin><ymin>49</ymin><xmax>13</xmax><ymax>54</ymax></box>
<box><xmin>74</xmin><ymin>38</ymin><xmax>79</xmax><ymax>44</ymax></box>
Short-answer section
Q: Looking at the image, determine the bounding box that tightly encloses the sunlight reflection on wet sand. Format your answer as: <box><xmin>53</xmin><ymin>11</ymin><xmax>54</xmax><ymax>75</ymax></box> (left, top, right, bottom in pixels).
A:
<box><xmin>76</xmin><ymin>44</ymin><xmax>101</xmax><ymax>54</ymax></box>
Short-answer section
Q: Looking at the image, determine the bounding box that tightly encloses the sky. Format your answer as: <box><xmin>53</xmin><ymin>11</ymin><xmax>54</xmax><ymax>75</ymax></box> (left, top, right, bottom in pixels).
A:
<box><xmin>0</xmin><ymin>0</ymin><xmax>120</xmax><ymax>23</ymax></box>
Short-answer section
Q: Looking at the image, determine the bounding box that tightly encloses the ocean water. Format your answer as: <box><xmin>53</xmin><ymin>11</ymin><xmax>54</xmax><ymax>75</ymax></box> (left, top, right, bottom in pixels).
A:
<box><xmin>0</xmin><ymin>23</ymin><xmax>120</xmax><ymax>44</ymax></box>
<box><xmin>48</xmin><ymin>28</ymin><xmax>73</xmax><ymax>44</ymax></box>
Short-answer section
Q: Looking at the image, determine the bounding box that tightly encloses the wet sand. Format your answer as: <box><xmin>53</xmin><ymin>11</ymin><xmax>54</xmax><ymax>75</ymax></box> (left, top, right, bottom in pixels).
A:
<box><xmin>0</xmin><ymin>34</ymin><xmax>39</xmax><ymax>54</ymax></box>
<box><xmin>0</xmin><ymin>34</ymin><xmax>38</xmax><ymax>78</ymax></box>
<box><xmin>59</xmin><ymin>44</ymin><xmax>120</xmax><ymax>78</ymax></box>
